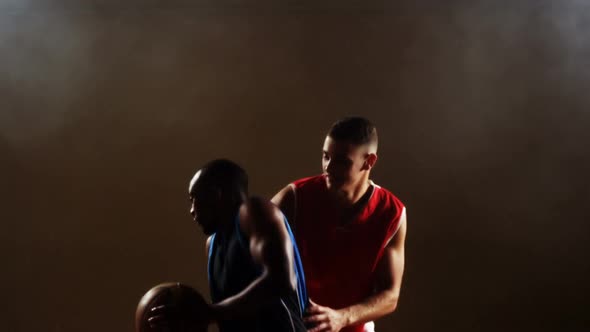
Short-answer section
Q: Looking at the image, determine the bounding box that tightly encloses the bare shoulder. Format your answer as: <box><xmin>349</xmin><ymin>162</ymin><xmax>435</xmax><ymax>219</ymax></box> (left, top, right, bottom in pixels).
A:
<box><xmin>388</xmin><ymin>208</ymin><xmax>407</xmax><ymax>249</ymax></box>
<box><xmin>271</xmin><ymin>183</ymin><xmax>295</xmax><ymax>206</ymax></box>
<box><xmin>271</xmin><ymin>184</ymin><xmax>296</xmax><ymax>225</ymax></box>
<box><xmin>205</xmin><ymin>235</ymin><xmax>213</xmax><ymax>256</ymax></box>
<box><xmin>240</xmin><ymin>196</ymin><xmax>284</xmax><ymax>234</ymax></box>
<box><xmin>248</xmin><ymin>196</ymin><xmax>276</xmax><ymax>211</ymax></box>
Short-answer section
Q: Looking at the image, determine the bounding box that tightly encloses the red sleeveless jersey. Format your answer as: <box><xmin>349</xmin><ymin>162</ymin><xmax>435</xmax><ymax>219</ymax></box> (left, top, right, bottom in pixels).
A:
<box><xmin>292</xmin><ymin>175</ymin><xmax>405</xmax><ymax>332</ymax></box>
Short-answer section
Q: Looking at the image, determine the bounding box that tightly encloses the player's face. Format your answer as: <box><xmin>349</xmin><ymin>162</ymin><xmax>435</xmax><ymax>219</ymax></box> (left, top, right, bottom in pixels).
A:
<box><xmin>188</xmin><ymin>172</ymin><xmax>220</xmax><ymax>235</ymax></box>
<box><xmin>322</xmin><ymin>136</ymin><xmax>369</xmax><ymax>190</ymax></box>
<box><xmin>188</xmin><ymin>194</ymin><xmax>217</xmax><ymax>235</ymax></box>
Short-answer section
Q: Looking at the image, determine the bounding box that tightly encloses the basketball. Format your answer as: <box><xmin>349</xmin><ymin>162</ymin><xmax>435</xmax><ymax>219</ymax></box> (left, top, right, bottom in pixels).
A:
<box><xmin>135</xmin><ymin>282</ymin><xmax>209</xmax><ymax>332</ymax></box>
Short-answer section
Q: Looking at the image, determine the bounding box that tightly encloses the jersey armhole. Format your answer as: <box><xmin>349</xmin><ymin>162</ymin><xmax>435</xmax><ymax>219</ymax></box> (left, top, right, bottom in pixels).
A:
<box><xmin>207</xmin><ymin>233</ymin><xmax>216</xmax><ymax>282</ymax></box>
<box><xmin>385</xmin><ymin>206</ymin><xmax>406</xmax><ymax>247</ymax></box>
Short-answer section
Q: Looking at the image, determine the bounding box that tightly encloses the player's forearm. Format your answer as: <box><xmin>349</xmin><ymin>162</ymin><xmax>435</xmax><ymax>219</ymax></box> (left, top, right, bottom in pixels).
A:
<box><xmin>339</xmin><ymin>288</ymin><xmax>399</xmax><ymax>326</ymax></box>
<box><xmin>210</xmin><ymin>270</ymin><xmax>291</xmax><ymax>322</ymax></box>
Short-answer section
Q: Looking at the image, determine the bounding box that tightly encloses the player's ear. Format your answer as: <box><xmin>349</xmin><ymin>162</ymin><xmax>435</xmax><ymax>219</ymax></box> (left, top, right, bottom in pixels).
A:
<box><xmin>210</xmin><ymin>186</ymin><xmax>223</xmax><ymax>205</ymax></box>
<box><xmin>216</xmin><ymin>186</ymin><xmax>241</xmax><ymax>207</ymax></box>
<box><xmin>363</xmin><ymin>153</ymin><xmax>378</xmax><ymax>170</ymax></box>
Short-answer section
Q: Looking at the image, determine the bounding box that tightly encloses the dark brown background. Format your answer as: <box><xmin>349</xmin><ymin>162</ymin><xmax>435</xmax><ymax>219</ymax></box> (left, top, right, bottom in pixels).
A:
<box><xmin>1</xmin><ymin>1</ymin><xmax>589</xmax><ymax>331</ymax></box>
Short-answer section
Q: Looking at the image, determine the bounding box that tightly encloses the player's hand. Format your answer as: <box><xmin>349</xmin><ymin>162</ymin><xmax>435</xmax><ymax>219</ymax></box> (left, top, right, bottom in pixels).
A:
<box><xmin>304</xmin><ymin>299</ymin><xmax>348</xmax><ymax>332</ymax></box>
<box><xmin>148</xmin><ymin>302</ymin><xmax>211</xmax><ymax>331</ymax></box>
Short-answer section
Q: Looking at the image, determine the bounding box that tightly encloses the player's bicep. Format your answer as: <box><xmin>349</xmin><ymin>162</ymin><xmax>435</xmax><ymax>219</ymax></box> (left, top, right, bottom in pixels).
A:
<box><xmin>270</xmin><ymin>184</ymin><xmax>296</xmax><ymax>227</ymax></box>
<box><xmin>252</xmin><ymin>218</ymin><xmax>296</xmax><ymax>292</ymax></box>
<box><xmin>250</xmin><ymin>210</ymin><xmax>291</xmax><ymax>270</ymax></box>
<box><xmin>243</xmin><ymin>199</ymin><xmax>294</xmax><ymax>289</ymax></box>
<box><xmin>375</xmin><ymin>210</ymin><xmax>407</xmax><ymax>295</ymax></box>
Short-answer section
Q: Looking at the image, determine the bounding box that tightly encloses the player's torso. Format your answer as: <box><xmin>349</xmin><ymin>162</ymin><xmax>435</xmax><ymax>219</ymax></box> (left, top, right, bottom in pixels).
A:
<box><xmin>208</xmin><ymin>217</ymin><xmax>306</xmax><ymax>332</ymax></box>
<box><xmin>292</xmin><ymin>175</ymin><xmax>403</xmax><ymax>309</ymax></box>
<box><xmin>208</xmin><ymin>228</ymin><xmax>259</xmax><ymax>303</ymax></box>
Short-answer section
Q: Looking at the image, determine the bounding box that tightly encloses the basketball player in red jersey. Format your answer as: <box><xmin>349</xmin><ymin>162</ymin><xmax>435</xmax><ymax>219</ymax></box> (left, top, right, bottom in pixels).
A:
<box><xmin>272</xmin><ymin>117</ymin><xmax>407</xmax><ymax>332</ymax></box>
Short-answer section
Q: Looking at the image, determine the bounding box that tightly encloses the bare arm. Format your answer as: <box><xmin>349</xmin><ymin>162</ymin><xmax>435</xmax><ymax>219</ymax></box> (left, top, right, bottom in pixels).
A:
<box><xmin>271</xmin><ymin>184</ymin><xmax>296</xmax><ymax>228</ymax></box>
<box><xmin>210</xmin><ymin>197</ymin><xmax>297</xmax><ymax>321</ymax></box>
<box><xmin>149</xmin><ymin>209</ymin><xmax>294</xmax><ymax>329</ymax></box>
<box><xmin>343</xmin><ymin>209</ymin><xmax>406</xmax><ymax>324</ymax></box>
<box><xmin>306</xmin><ymin>209</ymin><xmax>407</xmax><ymax>331</ymax></box>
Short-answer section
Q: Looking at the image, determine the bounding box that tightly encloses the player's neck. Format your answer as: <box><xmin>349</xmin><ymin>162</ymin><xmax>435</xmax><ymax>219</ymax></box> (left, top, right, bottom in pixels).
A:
<box><xmin>216</xmin><ymin>201</ymin><xmax>245</xmax><ymax>235</ymax></box>
<box><xmin>216</xmin><ymin>215</ymin><xmax>235</xmax><ymax>235</ymax></box>
<box><xmin>333</xmin><ymin>178</ymin><xmax>372</xmax><ymax>207</ymax></box>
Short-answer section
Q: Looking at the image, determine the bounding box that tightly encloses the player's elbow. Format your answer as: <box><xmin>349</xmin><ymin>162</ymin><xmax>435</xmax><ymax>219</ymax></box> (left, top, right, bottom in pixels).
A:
<box><xmin>384</xmin><ymin>290</ymin><xmax>400</xmax><ymax>314</ymax></box>
<box><xmin>264</xmin><ymin>268</ymin><xmax>296</xmax><ymax>296</ymax></box>
<box><xmin>389</xmin><ymin>298</ymin><xmax>399</xmax><ymax>313</ymax></box>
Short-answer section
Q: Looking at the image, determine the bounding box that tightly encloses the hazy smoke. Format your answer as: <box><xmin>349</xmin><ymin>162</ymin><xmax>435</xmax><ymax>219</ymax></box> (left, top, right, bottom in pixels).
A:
<box><xmin>0</xmin><ymin>5</ymin><xmax>96</xmax><ymax>145</ymax></box>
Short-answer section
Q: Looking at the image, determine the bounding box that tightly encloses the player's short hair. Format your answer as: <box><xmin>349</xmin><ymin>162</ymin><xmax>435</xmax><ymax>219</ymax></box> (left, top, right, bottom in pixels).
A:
<box><xmin>328</xmin><ymin>117</ymin><xmax>378</xmax><ymax>148</ymax></box>
<box><xmin>193</xmin><ymin>159</ymin><xmax>248</xmax><ymax>198</ymax></box>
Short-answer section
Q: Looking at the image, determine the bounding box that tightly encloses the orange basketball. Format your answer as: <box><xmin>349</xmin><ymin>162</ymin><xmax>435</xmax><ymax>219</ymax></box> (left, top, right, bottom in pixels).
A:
<box><xmin>135</xmin><ymin>282</ymin><xmax>209</xmax><ymax>332</ymax></box>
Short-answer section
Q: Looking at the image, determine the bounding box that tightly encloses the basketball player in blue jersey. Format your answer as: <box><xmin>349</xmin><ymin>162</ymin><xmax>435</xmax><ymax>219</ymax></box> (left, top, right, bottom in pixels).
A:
<box><xmin>150</xmin><ymin>159</ymin><xmax>308</xmax><ymax>332</ymax></box>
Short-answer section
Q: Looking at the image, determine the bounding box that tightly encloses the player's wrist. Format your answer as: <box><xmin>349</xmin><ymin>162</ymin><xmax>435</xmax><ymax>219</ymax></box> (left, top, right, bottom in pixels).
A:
<box><xmin>338</xmin><ymin>307</ymin><xmax>353</xmax><ymax>327</ymax></box>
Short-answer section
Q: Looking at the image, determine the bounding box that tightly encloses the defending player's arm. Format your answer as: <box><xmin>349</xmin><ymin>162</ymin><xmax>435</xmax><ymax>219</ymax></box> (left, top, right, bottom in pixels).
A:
<box><xmin>210</xmin><ymin>197</ymin><xmax>297</xmax><ymax>321</ymax></box>
<box><xmin>305</xmin><ymin>210</ymin><xmax>407</xmax><ymax>332</ymax></box>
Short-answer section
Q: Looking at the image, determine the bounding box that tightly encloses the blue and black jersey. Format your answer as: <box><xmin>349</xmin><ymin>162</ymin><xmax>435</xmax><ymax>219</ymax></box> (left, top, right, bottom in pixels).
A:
<box><xmin>207</xmin><ymin>213</ymin><xmax>308</xmax><ymax>332</ymax></box>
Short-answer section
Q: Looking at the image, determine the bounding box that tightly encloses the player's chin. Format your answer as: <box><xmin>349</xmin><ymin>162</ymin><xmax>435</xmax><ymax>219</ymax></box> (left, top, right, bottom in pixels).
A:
<box><xmin>327</xmin><ymin>177</ymin><xmax>346</xmax><ymax>189</ymax></box>
<box><xmin>195</xmin><ymin>220</ymin><xmax>214</xmax><ymax>235</ymax></box>
<box><xmin>201</xmin><ymin>224</ymin><xmax>216</xmax><ymax>236</ymax></box>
